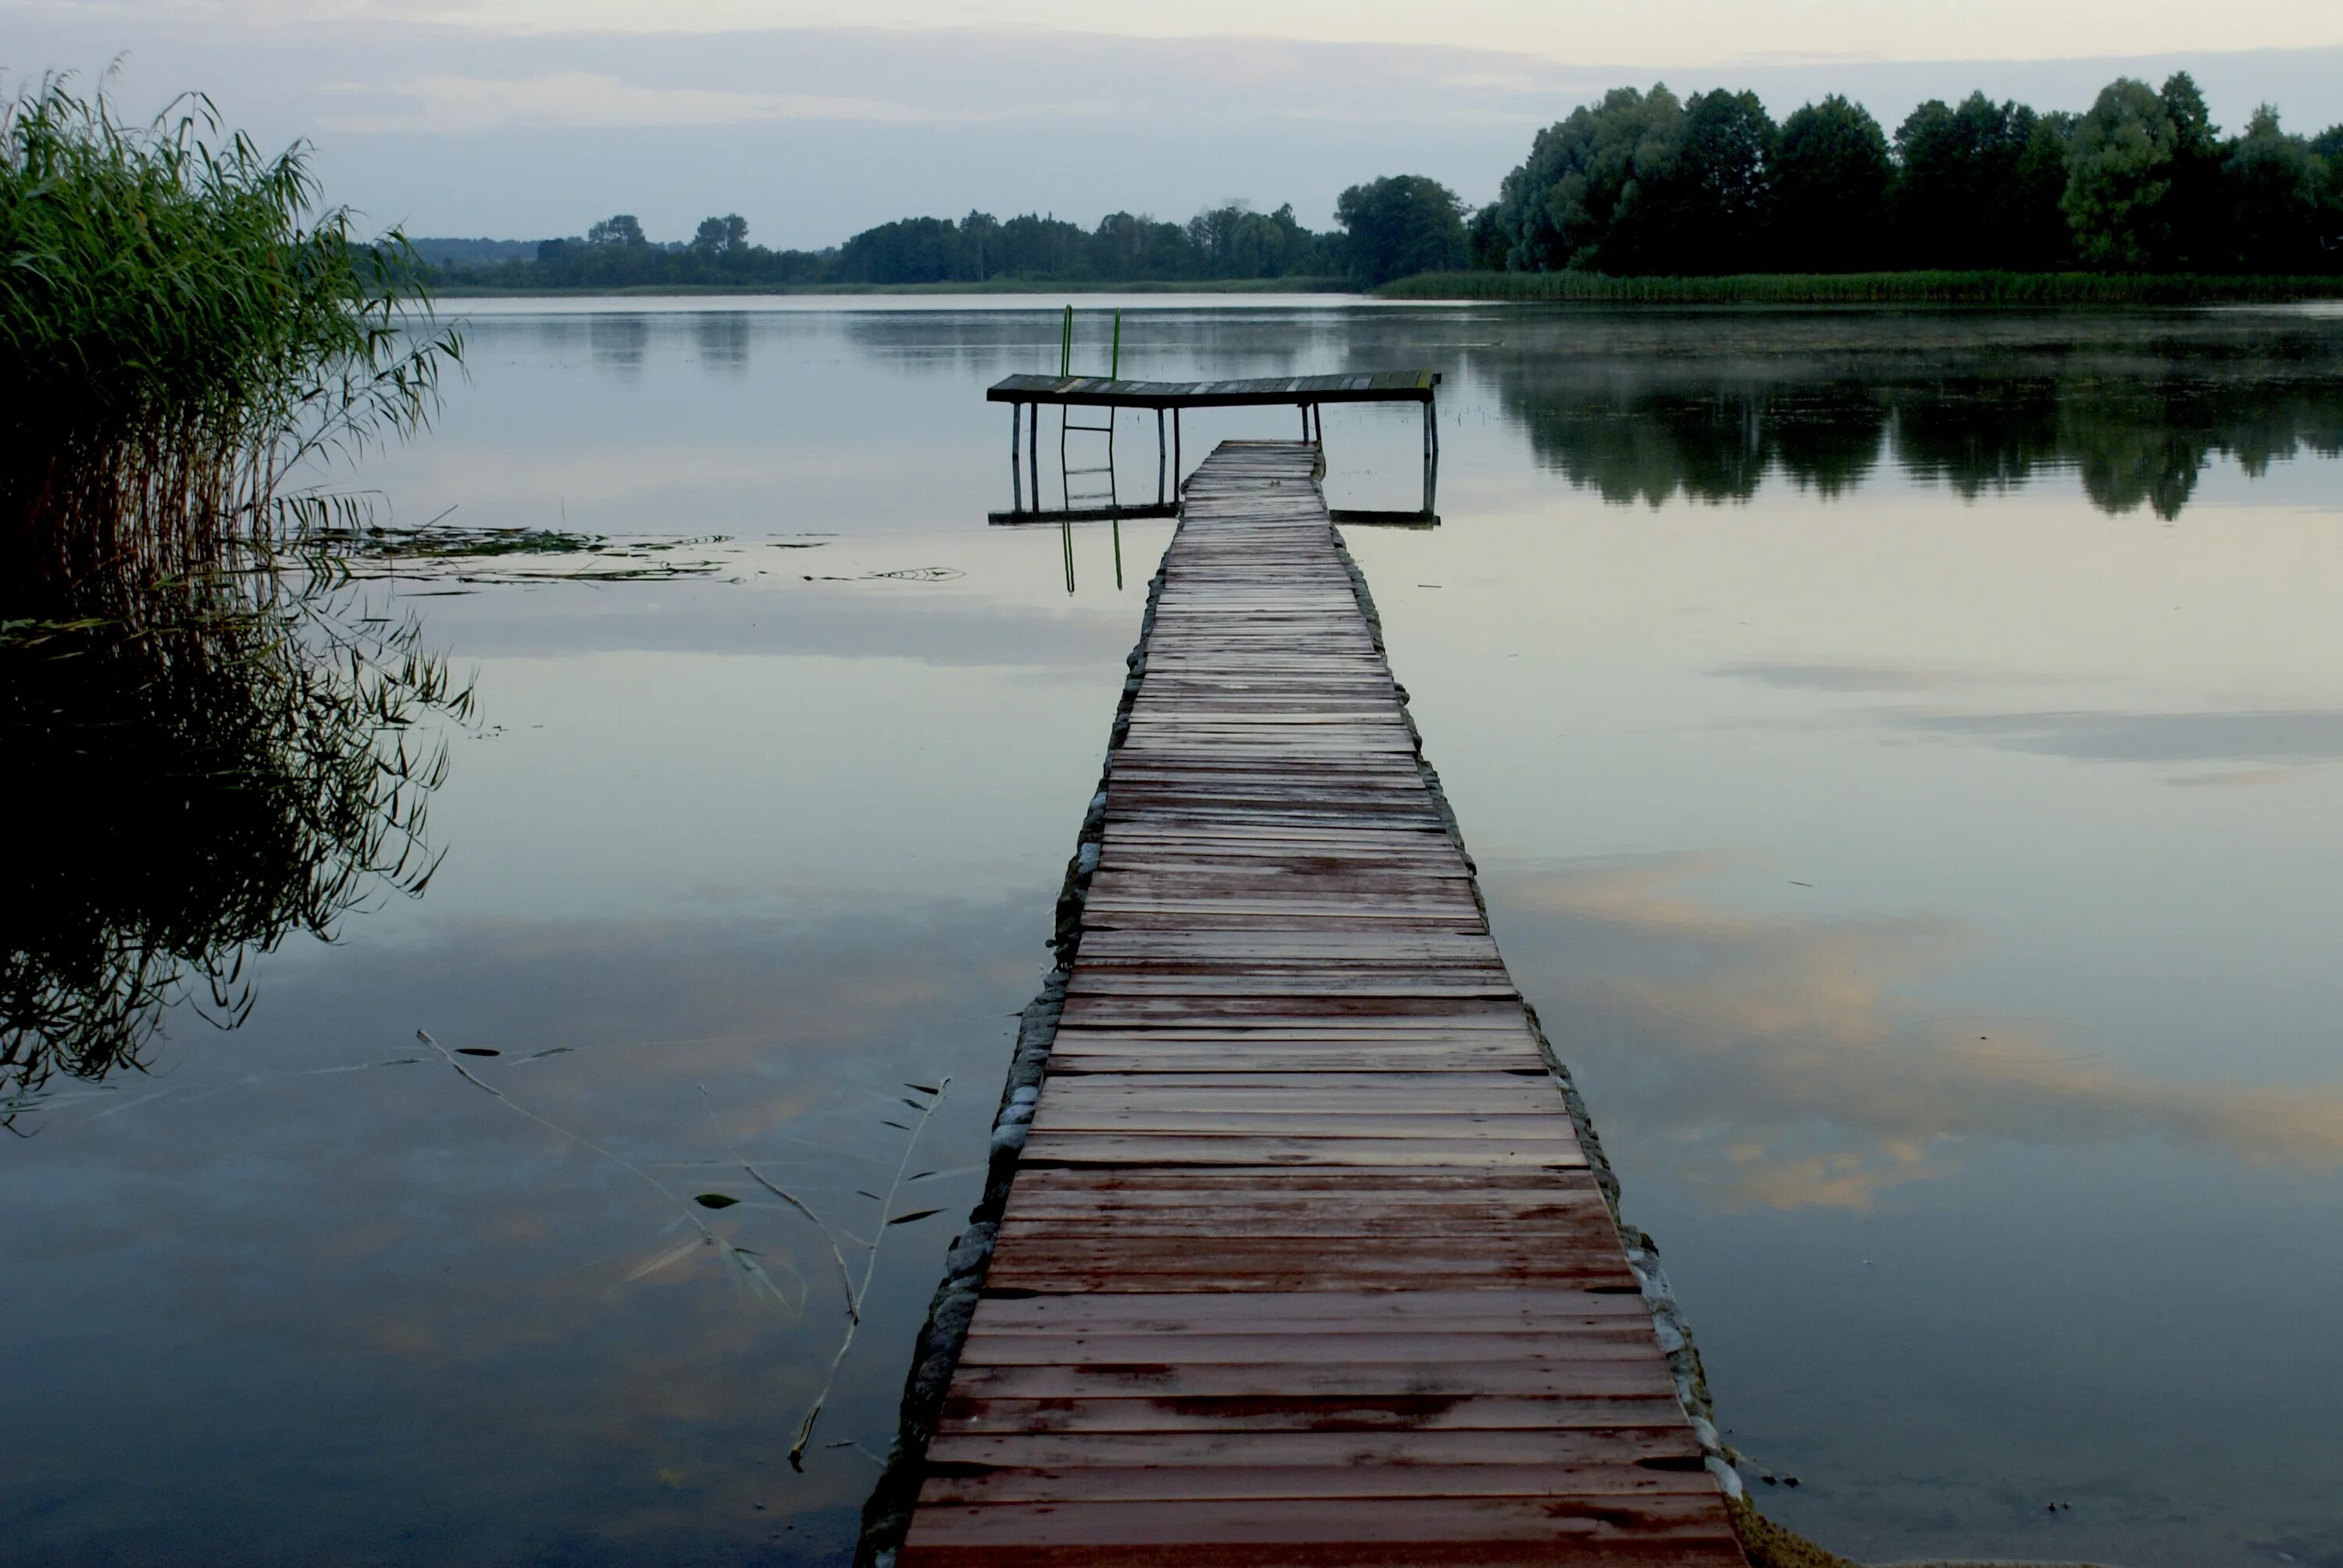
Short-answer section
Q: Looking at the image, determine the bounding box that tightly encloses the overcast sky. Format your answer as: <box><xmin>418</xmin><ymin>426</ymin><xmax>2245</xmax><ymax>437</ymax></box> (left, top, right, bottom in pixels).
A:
<box><xmin>10</xmin><ymin>2</ymin><xmax>2343</xmax><ymax>245</ymax></box>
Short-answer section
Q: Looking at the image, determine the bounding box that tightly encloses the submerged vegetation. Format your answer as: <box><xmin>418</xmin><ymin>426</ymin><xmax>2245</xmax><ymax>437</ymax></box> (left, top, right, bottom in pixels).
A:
<box><xmin>315</xmin><ymin>519</ymin><xmax>744</xmax><ymax>583</ymax></box>
<box><xmin>0</xmin><ymin>79</ymin><xmax>470</xmax><ymax>1105</ymax></box>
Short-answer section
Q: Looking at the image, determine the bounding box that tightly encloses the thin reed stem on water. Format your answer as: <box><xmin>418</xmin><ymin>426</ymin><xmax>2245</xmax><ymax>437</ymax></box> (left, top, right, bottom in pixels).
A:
<box><xmin>788</xmin><ymin>1077</ymin><xmax>952</xmax><ymax>1470</ymax></box>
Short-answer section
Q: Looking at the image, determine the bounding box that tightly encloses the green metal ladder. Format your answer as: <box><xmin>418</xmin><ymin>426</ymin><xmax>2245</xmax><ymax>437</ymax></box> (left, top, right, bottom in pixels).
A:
<box><xmin>1057</xmin><ymin>306</ymin><xmax>1122</xmax><ymax>510</ymax></box>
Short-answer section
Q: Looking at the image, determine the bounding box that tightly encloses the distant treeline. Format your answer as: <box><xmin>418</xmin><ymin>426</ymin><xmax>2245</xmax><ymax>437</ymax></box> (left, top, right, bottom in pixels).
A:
<box><xmin>423</xmin><ymin>205</ymin><xmax>1346</xmax><ymax>290</ymax></box>
<box><xmin>1467</xmin><ymin>73</ymin><xmax>2343</xmax><ymax>276</ymax></box>
<box><xmin>420</xmin><ymin>71</ymin><xmax>2343</xmax><ymax>295</ymax></box>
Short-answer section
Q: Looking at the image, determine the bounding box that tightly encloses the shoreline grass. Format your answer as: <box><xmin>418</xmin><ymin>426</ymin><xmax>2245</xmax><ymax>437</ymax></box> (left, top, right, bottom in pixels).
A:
<box><xmin>430</xmin><ymin>275</ymin><xmax>1359</xmax><ymax>299</ymax></box>
<box><xmin>1377</xmin><ymin>269</ymin><xmax>2343</xmax><ymax>305</ymax></box>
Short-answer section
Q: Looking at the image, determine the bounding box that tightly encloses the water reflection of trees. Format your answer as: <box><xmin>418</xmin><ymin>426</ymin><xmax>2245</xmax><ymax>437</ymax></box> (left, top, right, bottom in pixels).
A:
<box><xmin>1500</xmin><ymin>380</ymin><xmax>1890</xmax><ymax>505</ymax></box>
<box><xmin>1485</xmin><ymin>351</ymin><xmax>2343</xmax><ymax>520</ymax></box>
<box><xmin>1</xmin><ymin>551</ymin><xmax>472</xmax><ymax>1111</ymax></box>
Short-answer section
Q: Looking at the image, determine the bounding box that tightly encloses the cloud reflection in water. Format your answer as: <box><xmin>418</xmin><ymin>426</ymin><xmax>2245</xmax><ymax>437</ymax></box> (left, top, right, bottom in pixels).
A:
<box><xmin>1492</xmin><ymin>853</ymin><xmax>2343</xmax><ymax>1211</ymax></box>
<box><xmin>2</xmin><ymin>900</ymin><xmax>1039</xmax><ymax>1565</ymax></box>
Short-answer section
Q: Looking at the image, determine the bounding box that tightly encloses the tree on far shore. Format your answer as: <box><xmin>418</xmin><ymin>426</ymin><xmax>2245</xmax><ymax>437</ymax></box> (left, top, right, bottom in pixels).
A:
<box><xmin>2063</xmin><ymin>78</ymin><xmax>2181</xmax><ymax>269</ymax></box>
<box><xmin>1773</xmin><ymin>95</ymin><xmax>1891</xmax><ymax>272</ymax></box>
<box><xmin>691</xmin><ymin>214</ymin><xmax>748</xmax><ymax>254</ymax></box>
<box><xmin>1335</xmin><ymin>175</ymin><xmax>1468</xmax><ymax>287</ymax></box>
<box><xmin>1892</xmin><ymin>93</ymin><xmax>2045</xmax><ymax>268</ymax></box>
<box><xmin>585</xmin><ymin>213</ymin><xmax>646</xmax><ymax>247</ymax></box>
<box><xmin>2226</xmin><ymin>106</ymin><xmax>2329</xmax><ymax>272</ymax></box>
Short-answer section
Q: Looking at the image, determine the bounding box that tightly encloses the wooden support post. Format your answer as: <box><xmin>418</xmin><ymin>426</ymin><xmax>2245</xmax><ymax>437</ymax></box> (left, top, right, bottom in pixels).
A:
<box><xmin>1156</xmin><ymin>408</ymin><xmax>1167</xmax><ymax>505</ymax></box>
<box><xmin>1010</xmin><ymin>403</ymin><xmax>1023</xmax><ymax>514</ymax></box>
<box><xmin>1027</xmin><ymin>403</ymin><xmax>1040</xmax><ymax>508</ymax></box>
<box><xmin>1172</xmin><ymin>409</ymin><xmax>1182</xmax><ymax>491</ymax></box>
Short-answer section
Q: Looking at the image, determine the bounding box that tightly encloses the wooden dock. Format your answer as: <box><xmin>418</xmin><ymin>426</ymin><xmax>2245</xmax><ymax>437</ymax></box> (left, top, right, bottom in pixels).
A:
<box><xmin>899</xmin><ymin>443</ymin><xmax>1746</xmax><ymax>1566</ymax></box>
<box><xmin>990</xmin><ymin>371</ymin><xmax>1440</xmax><ymax>523</ymax></box>
<box><xmin>988</xmin><ymin>369</ymin><xmax>1441</xmax><ymax>413</ymax></box>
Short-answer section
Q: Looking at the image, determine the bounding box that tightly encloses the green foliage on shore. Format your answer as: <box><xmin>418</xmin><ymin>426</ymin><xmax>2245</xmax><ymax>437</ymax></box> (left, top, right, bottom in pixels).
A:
<box><xmin>415</xmin><ymin>68</ymin><xmax>2340</xmax><ymax>298</ymax></box>
<box><xmin>1477</xmin><ymin>71</ymin><xmax>2342</xmax><ymax>281</ymax></box>
<box><xmin>1378</xmin><ymin>269</ymin><xmax>2343</xmax><ymax>304</ymax></box>
<box><xmin>429</xmin><ymin>202</ymin><xmax>1344</xmax><ymax>291</ymax></box>
<box><xmin>1336</xmin><ymin>175</ymin><xmax>1468</xmax><ymax>287</ymax></box>
<box><xmin>431</xmin><ymin>275</ymin><xmax>1353</xmax><ymax>299</ymax></box>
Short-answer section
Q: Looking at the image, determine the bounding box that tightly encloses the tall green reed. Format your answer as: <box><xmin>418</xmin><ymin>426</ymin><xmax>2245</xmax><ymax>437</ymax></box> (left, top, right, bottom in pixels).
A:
<box><xmin>2</xmin><ymin>75</ymin><xmax>458</xmax><ymax>591</ymax></box>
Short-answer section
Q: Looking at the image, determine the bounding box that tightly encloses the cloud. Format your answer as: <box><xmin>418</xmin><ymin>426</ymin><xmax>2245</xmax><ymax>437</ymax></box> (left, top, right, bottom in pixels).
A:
<box><xmin>1714</xmin><ymin>664</ymin><xmax>2343</xmax><ymax>770</ymax></box>
<box><xmin>1890</xmin><ymin>708</ymin><xmax>2343</xmax><ymax>765</ymax></box>
<box><xmin>1493</xmin><ymin>853</ymin><xmax>2343</xmax><ymax>1211</ymax></box>
<box><xmin>2166</xmin><ymin>768</ymin><xmax>2295</xmax><ymax>789</ymax></box>
<box><xmin>98</xmin><ymin>0</ymin><xmax>2343</xmax><ymax>65</ymax></box>
<box><xmin>321</xmin><ymin>71</ymin><xmax>958</xmax><ymax>131</ymax></box>
<box><xmin>1715</xmin><ymin>661</ymin><xmax>2031</xmax><ymax>694</ymax></box>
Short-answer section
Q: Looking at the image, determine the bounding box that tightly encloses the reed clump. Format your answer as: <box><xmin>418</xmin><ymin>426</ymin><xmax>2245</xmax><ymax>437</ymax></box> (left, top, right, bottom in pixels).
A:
<box><xmin>1</xmin><ymin>75</ymin><xmax>457</xmax><ymax>590</ymax></box>
<box><xmin>1</xmin><ymin>78</ymin><xmax>472</xmax><ymax>1108</ymax></box>
<box><xmin>1378</xmin><ymin>269</ymin><xmax>2343</xmax><ymax>305</ymax></box>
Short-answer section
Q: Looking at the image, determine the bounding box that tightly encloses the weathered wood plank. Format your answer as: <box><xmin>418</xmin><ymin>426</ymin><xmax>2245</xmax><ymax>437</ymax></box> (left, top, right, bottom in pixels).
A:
<box><xmin>923</xmin><ymin>1426</ymin><xmax>1705</xmax><ymax>1470</ymax></box>
<box><xmin>899</xmin><ymin>441</ymin><xmax>1742</xmax><ymax>1567</ymax></box>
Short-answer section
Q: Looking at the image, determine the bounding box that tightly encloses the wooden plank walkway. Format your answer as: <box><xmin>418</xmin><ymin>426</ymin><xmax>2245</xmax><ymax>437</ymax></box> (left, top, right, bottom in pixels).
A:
<box><xmin>900</xmin><ymin>443</ymin><xmax>1746</xmax><ymax>1566</ymax></box>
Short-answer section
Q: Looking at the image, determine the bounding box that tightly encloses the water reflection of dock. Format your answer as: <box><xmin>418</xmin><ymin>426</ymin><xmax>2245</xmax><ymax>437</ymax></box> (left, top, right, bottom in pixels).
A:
<box><xmin>988</xmin><ymin>370</ymin><xmax>1442</xmax><ymax>525</ymax></box>
<box><xmin>893</xmin><ymin>442</ymin><xmax>1746</xmax><ymax>1564</ymax></box>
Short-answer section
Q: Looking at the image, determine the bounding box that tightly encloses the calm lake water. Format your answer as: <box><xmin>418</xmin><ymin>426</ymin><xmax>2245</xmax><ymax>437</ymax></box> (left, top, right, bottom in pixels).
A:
<box><xmin>6</xmin><ymin>298</ymin><xmax>2342</xmax><ymax>1567</ymax></box>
